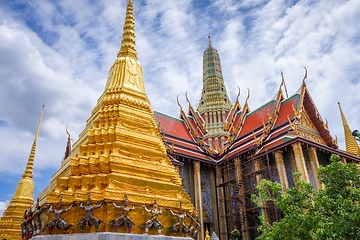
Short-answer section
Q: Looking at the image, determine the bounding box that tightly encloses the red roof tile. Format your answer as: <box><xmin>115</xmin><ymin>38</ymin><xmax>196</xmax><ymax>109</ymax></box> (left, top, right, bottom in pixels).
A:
<box><xmin>274</xmin><ymin>95</ymin><xmax>300</xmax><ymax>127</ymax></box>
<box><xmin>188</xmin><ymin>117</ymin><xmax>203</xmax><ymax>136</ymax></box>
<box><xmin>154</xmin><ymin>112</ymin><xmax>193</xmax><ymax>141</ymax></box>
<box><xmin>239</xmin><ymin>102</ymin><xmax>274</xmax><ymax>137</ymax></box>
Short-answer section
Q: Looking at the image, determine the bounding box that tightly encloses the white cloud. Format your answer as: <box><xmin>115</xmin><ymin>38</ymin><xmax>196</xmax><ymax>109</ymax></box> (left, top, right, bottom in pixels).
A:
<box><xmin>0</xmin><ymin>200</ymin><xmax>10</xmax><ymax>217</ymax></box>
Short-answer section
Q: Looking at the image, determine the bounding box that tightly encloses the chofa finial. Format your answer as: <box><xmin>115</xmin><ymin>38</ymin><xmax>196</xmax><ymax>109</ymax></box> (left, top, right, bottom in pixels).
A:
<box><xmin>177</xmin><ymin>95</ymin><xmax>183</xmax><ymax>110</ymax></box>
<box><xmin>245</xmin><ymin>88</ymin><xmax>250</xmax><ymax>104</ymax></box>
<box><xmin>303</xmin><ymin>66</ymin><xmax>307</xmax><ymax>85</ymax></box>
<box><xmin>280</xmin><ymin>71</ymin><xmax>288</xmax><ymax>98</ymax></box>
<box><xmin>185</xmin><ymin>91</ymin><xmax>190</xmax><ymax>104</ymax></box>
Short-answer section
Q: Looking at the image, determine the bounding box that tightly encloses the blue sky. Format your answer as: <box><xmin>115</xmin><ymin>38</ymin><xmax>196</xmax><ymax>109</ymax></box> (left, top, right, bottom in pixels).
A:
<box><xmin>0</xmin><ymin>0</ymin><xmax>360</xmax><ymax>215</ymax></box>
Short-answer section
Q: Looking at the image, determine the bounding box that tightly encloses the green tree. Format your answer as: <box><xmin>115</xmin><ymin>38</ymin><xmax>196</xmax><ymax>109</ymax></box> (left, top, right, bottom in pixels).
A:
<box><xmin>252</xmin><ymin>154</ymin><xmax>360</xmax><ymax>239</ymax></box>
<box><xmin>230</xmin><ymin>229</ymin><xmax>242</xmax><ymax>240</ymax></box>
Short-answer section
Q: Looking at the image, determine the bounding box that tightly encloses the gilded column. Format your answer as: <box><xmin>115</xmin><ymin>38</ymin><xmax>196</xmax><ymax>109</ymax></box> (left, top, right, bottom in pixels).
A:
<box><xmin>215</xmin><ymin>165</ymin><xmax>226</xmax><ymax>239</ymax></box>
<box><xmin>254</xmin><ymin>159</ymin><xmax>268</xmax><ymax>223</ymax></box>
<box><xmin>221</xmin><ymin>136</ymin><xmax>225</xmax><ymax>148</ymax></box>
<box><xmin>215</xmin><ymin>137</ymin><xmax>219</xmax><ymax>150</ymax></box>
<box><xmin>205</xmin><ymin>112</ymin><xmax>208</xmax><ymax>125</ymax></box>
<box><xmin>291</xmin><ymin>142</ymin><xmax>310</xmax><ymax>183</ymax></box>
<box><xmin>189</xmin><ymin>160</ymin><xmax>195</xmax><ymax>205</ymax></box>
<box><xmin>307</xmin><ymin>147</ymin><xmax>323</xmax><ymax>190</ymax></box>
<box><xmin>209</xmin><ymin>112</ymin><xmax>213</xmax><ymax>125</ymax></box>
<box><xmin>234</xmin><ymin>158</ymin><xmax>248</xmax><ymax>240</ymax></box>
<box><xmin>225</xmin><ymin>164</ymin><xmax>234</xmax><ymax>228</ymax></box>
<box><xmin>210</xmin><ymin>168</ymin><xmax>219</xmax><ymax>236</ymax></box>
<box><xmin>222</xmin><ymin>111</ymin><xmax>225</xmax><ymax>123</ymax></box>
<box><xmin>194</xmin><ymin>161</ymin><xmax>204</xmax><ymax>240</ymax></box>
<box><xmin>217</xmin><ymin>111</ymin><xmax>221</xmax><ymax>124</ymax></box>
<box><xmin>274</xmin><ymin>150</ymin><xmax>289</xmax><ymax>191</ymax></box>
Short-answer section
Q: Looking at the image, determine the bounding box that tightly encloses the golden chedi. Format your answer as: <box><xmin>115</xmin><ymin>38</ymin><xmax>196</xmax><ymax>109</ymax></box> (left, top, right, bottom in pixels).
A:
<box><xmin>43</xmin><ymin>0</ymin><xmax>193</xmax><ymax>235</ymax></box>
<box><xmin>0</xmin><ymin>105</ymin><xmax>44</xmax><ymax>240</ymax></box>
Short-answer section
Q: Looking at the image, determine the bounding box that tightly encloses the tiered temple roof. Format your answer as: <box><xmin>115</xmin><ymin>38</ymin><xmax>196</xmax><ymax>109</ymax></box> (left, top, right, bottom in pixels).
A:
<box><xmin>156</xmin><ymin>73</ymin><xmax>360</xmax><ymax>164</ymax></box>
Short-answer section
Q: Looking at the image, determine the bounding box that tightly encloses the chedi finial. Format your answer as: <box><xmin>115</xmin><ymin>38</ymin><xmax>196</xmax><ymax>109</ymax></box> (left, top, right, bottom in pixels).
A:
<box><xmin>23</xmin><ymin>104</ymin><xmax>44</xmax><ymax>179</ymax></box>
<box><xmin>118</xmin><ymin>0</ymin><xmax>137</xmax><ymax>60</ymax></box>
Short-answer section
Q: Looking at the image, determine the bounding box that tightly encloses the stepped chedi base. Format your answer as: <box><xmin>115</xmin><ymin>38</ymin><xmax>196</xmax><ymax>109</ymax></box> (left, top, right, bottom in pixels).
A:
<box><xmin>42</xmin><ymin>0</ymin><xmax>193</xmax><ymax>237</ymax></box>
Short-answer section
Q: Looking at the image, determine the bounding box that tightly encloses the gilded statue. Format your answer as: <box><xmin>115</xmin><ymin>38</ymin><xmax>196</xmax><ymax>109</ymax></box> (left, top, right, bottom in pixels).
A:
<box><xmin>188</xmin><ymin>209</ymin><xmax>200</xmax><ymax>240</ymax></box>
<box><xmin>77</xmin><ymin>193</ymin><xmax>105</xmax><ymax>233</ymax></box>
<box><xmin>32</xmin><ymin>198</ymin><xmax>46</xmax><ymax>236</ymax></box>
<box><xmin>24</xmin><ymin>208</ymin><xmax>33</xmax><ymax>240</ymax></box>
<box><xmin>47</xmin><ymin>195</ymin><xmax>73</xmax><ymax>234</ymax></box>
<box><xmin>21</xmin><ymin>208</ymin><xmax>32</xmax><ymax>240</ymax></box>
<box><xmin>21</xmin><ymin>211</ymin><xmax>27</xmax><ymax>240</ymax></box>
<box><xmin>109</xmin><ymin>193</ymin><xmax>135</xmax><ymax>233</ymax></box>
<box><xmin>142</xmin><ymin>197</ymin><xmax>163</xmax><ymax>235</ymax></box>
<box><xmin>168</xmin><ymin>201</ymin><xmax>188</xmax><ymax>237</ymax></box>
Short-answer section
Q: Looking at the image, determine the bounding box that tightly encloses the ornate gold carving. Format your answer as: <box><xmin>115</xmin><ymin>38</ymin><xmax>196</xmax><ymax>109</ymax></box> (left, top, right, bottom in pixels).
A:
<box><xmin>288</xmin><ymin>115</ymin><xmax>299</xmax><ymax>135</ymax></box>
<box><xmin>297</xmin><ymin>110</ymin><xmax>326</xmax><ymax>145</ymax></box>
<box><xmin>292</xmin><ymin>104</ymin><xmax>301</xmax><ymax>119</ymax></box>
<box><xmin>299</xmin><ymin>110</ymin><xmax>316</xmax><ymax>130</ymax></box>
<box><xmin>253</xmin><ymin>132</ymin><xmax>262</xmax><ymax>145</ymax></box>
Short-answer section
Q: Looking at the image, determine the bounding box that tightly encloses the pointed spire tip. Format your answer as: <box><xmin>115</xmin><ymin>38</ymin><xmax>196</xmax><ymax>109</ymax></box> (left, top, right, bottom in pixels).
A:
<box><xmin>118</xmin><ymin>0</ymin><xmax>137</xmax><ymax>60</ymax></box>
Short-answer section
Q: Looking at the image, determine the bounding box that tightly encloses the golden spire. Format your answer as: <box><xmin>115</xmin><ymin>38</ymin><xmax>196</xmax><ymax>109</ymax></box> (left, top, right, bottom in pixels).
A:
<box><xmin>101</xmin><ymin>0</ymin><xmax>145</xmax><ymax>95</ymax></box>
<box><xmin>208</xmin><ymin>35</ymin><xmax>211</xmax><ymax>46</ymax></box>
<box><xmin>338</xmin><ymin>102</ymin><xmax>360</xmax><ymax>155</ymax></box>
<box><xmin>23</xmin><ymin>104</ymin><xmax>44</xmax><ymax>178</ymax></box>
<box><xmin>0</xmin><ymin>104</ymin><xmax>44</xmax><ymax>239</ymax></box>
<box><xmin>117</xmin><ymin>0</ymin><xmax>137</xmax><ymax>60</ymax></box>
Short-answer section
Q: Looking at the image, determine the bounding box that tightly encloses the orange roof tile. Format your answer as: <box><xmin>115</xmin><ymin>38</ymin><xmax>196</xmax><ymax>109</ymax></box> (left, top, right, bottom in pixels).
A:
<box><xmin>154</xmin><ymin>112</ymin><xmax>193</xmax><ymax>141</ymax></box>
<box><xmin>238</xmin><ymin>102</ymin><xmax>274</xmax><ymax>137</ymax></box>
<box><xmin>274</xmin><ymin>95</ymin><xmax>300</xmax><ymax>127</ymax></box>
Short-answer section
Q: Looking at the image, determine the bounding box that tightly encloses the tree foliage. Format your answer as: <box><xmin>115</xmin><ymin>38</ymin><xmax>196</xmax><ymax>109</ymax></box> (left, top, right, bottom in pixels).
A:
<box><xmin>230</xmin><ymin>229</ymin><xmax>242</xmax><ymax>240</ymax></box>
<box><xmin>252</xmin><ymin>154</ymin><xmax>360</xmax><ymax>239</ymax></box>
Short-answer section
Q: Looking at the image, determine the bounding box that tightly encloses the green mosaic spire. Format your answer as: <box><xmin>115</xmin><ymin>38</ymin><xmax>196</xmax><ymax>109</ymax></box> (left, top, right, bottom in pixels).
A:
<box><xmin>197</xmin><ymin>37</ymin><xmax>232</xmax><ymax>150</ymax></box>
